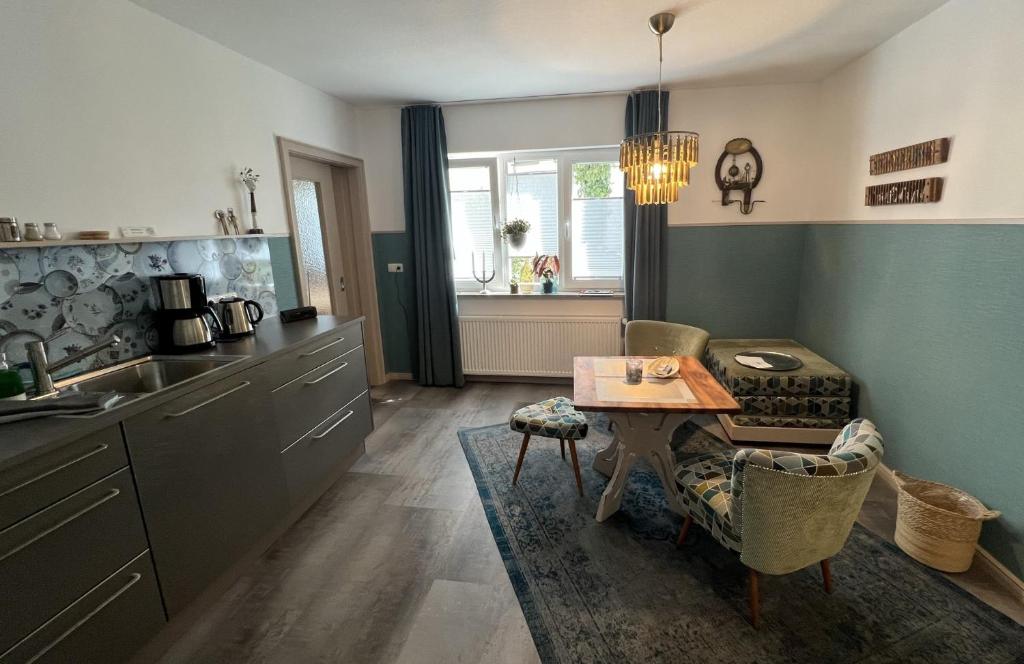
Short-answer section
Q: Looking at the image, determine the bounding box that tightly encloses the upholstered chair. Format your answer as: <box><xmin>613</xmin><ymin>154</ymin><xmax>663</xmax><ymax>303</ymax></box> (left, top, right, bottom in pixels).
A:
<box><xmin>673</xmin><ymin>418</ymin><xmax>885</xmax><ymax>627</ymax></box>
<box><xmin>624</xmin><ymin>320</ymin><xmax>710</xmax><ymax>358</ymax></box>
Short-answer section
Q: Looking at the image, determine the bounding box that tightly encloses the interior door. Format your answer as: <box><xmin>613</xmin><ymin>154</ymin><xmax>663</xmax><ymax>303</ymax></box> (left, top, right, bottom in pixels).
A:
<box><xmin>289</xmin><ymin>155</ymin><xmax>348</xmax><ymax>315</ymax></box>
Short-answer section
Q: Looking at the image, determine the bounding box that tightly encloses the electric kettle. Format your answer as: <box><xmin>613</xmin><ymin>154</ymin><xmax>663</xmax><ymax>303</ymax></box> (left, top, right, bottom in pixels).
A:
<box><xmin>210</xmin><ymin>297</ymin><xmax>264</xmax><ymax>339</ymax></box>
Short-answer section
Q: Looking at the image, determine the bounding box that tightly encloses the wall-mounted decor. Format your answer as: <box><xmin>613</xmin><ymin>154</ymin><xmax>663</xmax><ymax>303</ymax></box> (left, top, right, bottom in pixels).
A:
<box><xmin>0</xmin><ymin>238</ymin><xmax>278</xmax><ymax>375</ymax></box>
<box><xmin>865</xmin><ymin>177</ymin><xmax>943</xmax><ymax>206</ymax></box>
<box><xmin>869</xmin><ymin>138</ymin><xmax>949</xmax><ymax>175</ymax></box>
<box><xmin>715</xmin><ymin>137</ymin><xmax>764</xmax><ymax>215</ymax></box>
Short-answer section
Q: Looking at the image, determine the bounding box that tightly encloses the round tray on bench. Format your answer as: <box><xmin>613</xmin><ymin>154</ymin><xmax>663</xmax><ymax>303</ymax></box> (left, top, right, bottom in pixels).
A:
<box><xmin>733</xmin><ymin>351</ymin><xmax>804</xmax><ymax>371</ymax></box>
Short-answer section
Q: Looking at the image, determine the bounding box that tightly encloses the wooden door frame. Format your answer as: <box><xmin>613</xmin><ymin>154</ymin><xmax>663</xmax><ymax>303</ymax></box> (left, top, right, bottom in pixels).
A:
<box><xmin>277</xmin><ymin>136</ymin><xmax>386</xmax><ymax>386</ymax></box>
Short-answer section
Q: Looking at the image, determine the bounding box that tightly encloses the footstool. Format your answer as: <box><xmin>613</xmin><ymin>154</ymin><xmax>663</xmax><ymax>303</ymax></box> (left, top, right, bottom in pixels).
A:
<box><xmin>703</xmin><ymin>339</ymin><xmax>853</xmax><ymax>445</ymax></box>
<box><xmin>509</xmin><ymin>397</ymin><xmax>589</xmax><ymax>495</ymax></box>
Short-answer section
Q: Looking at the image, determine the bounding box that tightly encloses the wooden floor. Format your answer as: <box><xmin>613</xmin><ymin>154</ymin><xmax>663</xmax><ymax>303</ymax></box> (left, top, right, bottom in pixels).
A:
<box><xmin>158</xmin><ymin>381</ymin><xmax>1023</xmax><ymax>663</ymax></box>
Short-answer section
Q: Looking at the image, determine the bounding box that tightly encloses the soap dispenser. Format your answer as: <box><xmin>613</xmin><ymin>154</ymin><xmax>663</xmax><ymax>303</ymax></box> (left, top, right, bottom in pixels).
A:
<box><xmin>0</xmin><ymin>352</ymin><xmax>27</xmax><ymax>401</ymax></box>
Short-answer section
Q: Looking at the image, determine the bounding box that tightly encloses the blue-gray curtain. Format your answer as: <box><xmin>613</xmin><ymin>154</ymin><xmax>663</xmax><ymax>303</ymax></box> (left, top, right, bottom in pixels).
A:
<box><xmin>401</xmin><ymin>105</ymin><xmax>465</xmax><ymax>387</ymax></box>
<box><xmin>623</xmin><ymin>90</ymin><xmax>670</xmax><ymax>321</ymax></box>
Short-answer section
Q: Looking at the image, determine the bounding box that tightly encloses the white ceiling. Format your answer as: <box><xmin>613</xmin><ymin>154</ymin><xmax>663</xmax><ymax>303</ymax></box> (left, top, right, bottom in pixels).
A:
<box><xmin>130</xmin><ymin>0</ymin><xmax>948</xmax><ymax>106</ymax></box>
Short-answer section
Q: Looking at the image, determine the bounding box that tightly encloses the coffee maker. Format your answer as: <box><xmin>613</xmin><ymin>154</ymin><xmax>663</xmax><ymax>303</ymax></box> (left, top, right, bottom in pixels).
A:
<box><xmin>153</xmin><ymin>273</ymin><xmax>222</xmax><ymax>352</ymax></box>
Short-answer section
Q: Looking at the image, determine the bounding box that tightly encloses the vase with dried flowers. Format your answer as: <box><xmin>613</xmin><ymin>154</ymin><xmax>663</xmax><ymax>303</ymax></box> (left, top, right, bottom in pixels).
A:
<box><xmin>532</xmin><ymin>254</ymin><xmax>560</xmax><ymax>294</ymax></box>
<box><xmin>240</xmin><ymin>167</ymin><xmax>263</xmax><ymax>234</ymax></box>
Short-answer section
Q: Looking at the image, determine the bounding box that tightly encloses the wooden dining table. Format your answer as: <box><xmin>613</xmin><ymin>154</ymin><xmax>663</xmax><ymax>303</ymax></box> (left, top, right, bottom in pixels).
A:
<box><xmin>573</xmin><ymin>356</ymin><xmax>741</xmax><ymax>522</ymax></box>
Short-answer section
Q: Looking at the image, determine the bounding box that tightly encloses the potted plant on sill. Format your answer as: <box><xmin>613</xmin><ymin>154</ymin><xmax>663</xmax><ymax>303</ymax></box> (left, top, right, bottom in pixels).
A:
<box><xmin>532</xmin><ymin>254</ymin><xmax>560</xmax><ymax>294</ymax></box>
<box><xmin>500</xmin><ymin>218</ymin><xmax>531</xmax><ymax>250</ymax></box>
<box><xmin>509</xmin><ymin>278</ymin><xmax>520</xmax><ymax>295</ymax></box>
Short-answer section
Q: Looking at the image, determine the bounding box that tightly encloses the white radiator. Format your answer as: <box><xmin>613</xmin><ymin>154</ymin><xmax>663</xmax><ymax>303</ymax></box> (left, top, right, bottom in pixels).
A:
<box><xmin>459</xmin><ymin>316</ymin><xmax>622</xmax><ymax>377</ymax></box>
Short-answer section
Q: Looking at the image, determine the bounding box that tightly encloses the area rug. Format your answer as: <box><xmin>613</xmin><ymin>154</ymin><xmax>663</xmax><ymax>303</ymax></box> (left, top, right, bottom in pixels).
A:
<box><xmin>458</xmin><ymin>416</ymin><xmax>1024</xmax><ymax>664</ymax></box>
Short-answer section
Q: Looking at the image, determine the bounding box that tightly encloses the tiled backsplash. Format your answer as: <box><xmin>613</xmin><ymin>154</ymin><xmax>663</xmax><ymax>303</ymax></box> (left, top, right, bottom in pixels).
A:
<box><xmin>0</xmin><ymin>238</ymin><xmax>278</xmax><ymax>376</ymax></box>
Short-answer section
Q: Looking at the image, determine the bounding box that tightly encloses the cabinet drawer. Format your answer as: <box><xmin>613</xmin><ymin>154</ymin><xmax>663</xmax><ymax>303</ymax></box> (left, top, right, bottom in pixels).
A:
<box><xmin>0</xmin><ymin>426</ymin><xmax>128</xmax><ymax>531</ymax></box>
<box><xmin>1</xmin><ymin>550</ymin><xmax>166</xmax><ymax>664</ymax></box>
<box><xmin>281</xmin><ymin>390</ymin><xmax>372</xmax><ymax>502</ymax></box>
<box><xmin>0</xmin><ymin>467</ymin><xmax>149</xmax><ymax>655</ymax></box>
<box><xmin>271</xmin><ymin>346</ymin><xmax>368</xmax><ymax>450</ymax></box>
<box><xmin>124</xmin><ymin>374</ymin><xmax>287</xmax><ymax>617</ymax></box>
<box><xmin>273</xmin><ymin>324</ymin><xmax>364</xmax><ymax>384</ymax></box>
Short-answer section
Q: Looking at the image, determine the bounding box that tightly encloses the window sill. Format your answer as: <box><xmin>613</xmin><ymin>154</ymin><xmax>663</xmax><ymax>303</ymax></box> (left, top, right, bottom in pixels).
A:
<box><xmin>456</xmin><ymin>291</ymin><xmax>624</xmax><ymax>299</ymax></box>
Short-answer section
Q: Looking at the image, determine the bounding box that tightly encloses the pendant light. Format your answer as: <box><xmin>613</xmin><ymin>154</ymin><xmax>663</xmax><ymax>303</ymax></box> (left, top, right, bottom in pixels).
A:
<box><xmin>620</xmin><ymin>12</ymin><xmax>699</xmax><ymax>205</ymax></box>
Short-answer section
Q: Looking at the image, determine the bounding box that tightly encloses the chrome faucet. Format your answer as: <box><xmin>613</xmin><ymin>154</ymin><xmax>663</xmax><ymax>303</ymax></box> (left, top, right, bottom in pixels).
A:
<box><xmin>25</xmin><ymin>335</ymin><xmax>121</xmax><ymax>398</ymax></box>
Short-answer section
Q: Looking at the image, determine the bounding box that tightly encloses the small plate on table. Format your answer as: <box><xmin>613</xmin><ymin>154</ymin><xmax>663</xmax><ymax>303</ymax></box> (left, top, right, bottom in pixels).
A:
<box><xmin>648</xmin><ymin>356</ymin><xmax>680</xmax><ymax>378</ymax></box>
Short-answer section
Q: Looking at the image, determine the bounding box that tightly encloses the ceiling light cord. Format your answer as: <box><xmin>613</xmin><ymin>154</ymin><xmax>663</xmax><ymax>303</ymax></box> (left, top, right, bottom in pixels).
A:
<box><xmin>657</xmin><ymin>31</ymin><xmax>664</xmax><ymax>132</ymax></box>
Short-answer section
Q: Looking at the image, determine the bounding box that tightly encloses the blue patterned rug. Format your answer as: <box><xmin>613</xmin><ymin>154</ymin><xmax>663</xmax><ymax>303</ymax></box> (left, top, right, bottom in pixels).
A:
<box><xmin>458</xmin><ymin>415</ymin><xmax>1024</xmax><ymax>664</ymax></box>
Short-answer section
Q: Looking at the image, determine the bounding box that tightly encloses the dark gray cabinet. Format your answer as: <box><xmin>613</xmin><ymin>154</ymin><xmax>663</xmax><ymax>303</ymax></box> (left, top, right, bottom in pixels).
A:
<box><xmin>1</xmin><ymin>551</ymin><xmax>165</xmax><ymax>664</ymax></box>
<box><xmin>123</xmin><ymin>375</ymin><xmax>288</xmax><ymax>617</ymax></box>
<box><xmin>281</xmin><ymin>391</ymin><xmax>373</xmax><ymax>502</ymax></box>
<box><xmin>0</xmin><ymin>425</ymin><xmax>127</xmax><ymax>532</ymax></box>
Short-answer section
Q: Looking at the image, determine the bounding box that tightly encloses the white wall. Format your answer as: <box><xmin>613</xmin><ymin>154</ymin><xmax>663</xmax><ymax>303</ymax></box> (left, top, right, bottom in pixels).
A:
<box><xmin>358</xmin><ymin>83</ymin><xmax>819</xmax><ymax>232</ymax></box>
<box><xmin>816</xmin><ymin>0</ymin><xmax>1024</xmax><ymax>221</ymax></box>
<box><xmin>0</xmin><ymin>0</ymin><xmax>359</xmax><ymax>237</ymax></box>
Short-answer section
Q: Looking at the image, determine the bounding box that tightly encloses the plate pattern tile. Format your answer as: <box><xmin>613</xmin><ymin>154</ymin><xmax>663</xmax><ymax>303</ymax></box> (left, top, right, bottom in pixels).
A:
<box><xmin>0</xmin><ymin>239</ymin><xmax>279</xmax><ymax>375</ymax></box>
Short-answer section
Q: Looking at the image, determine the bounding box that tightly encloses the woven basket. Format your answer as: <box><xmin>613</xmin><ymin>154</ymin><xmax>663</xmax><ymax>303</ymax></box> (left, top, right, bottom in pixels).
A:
<box><xmin>893</xmin><ymin>471</ymin><xmax>1000</xmax><ymax>573</ymax></box>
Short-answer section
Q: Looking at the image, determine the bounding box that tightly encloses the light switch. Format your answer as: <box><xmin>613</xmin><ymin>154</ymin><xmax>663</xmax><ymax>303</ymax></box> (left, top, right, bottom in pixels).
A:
<box><xmin>387</xmin><ymin>263</ymin><xmax>404</xmax><ymax>273</ymax></box>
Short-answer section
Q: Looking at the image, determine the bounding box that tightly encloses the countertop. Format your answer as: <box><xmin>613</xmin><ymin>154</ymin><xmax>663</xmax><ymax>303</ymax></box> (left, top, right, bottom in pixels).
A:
<box><xmin>0</xmin><ymin>315</ymin><xmax>364</xmax><ymax>472</ymax></box>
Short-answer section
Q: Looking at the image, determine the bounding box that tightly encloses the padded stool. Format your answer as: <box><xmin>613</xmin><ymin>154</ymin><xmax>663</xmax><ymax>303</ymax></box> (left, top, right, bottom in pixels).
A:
<box><xmin>508</xmin><ymin>397</ymin><xmax>589</xmax><ymax>495</ymax></box>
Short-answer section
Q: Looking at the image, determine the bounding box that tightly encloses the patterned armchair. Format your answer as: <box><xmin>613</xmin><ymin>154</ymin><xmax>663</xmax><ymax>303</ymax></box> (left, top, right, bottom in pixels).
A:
<box><xmin>673</xmin><ymin>418</ymin><xmax>884</xmax><ymax>627</ymax></box>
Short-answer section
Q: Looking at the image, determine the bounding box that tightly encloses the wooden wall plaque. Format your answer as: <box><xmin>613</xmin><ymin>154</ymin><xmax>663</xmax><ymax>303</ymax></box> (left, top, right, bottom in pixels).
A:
<box><xmin>869</xmin><ymin>138</ymin><xmax>949</xmax><ymax>175</ymax></box>
<box><xmin>865</xmin><ymin>177</ymin><xmax>943</xmax><ymax>206</ymax></box>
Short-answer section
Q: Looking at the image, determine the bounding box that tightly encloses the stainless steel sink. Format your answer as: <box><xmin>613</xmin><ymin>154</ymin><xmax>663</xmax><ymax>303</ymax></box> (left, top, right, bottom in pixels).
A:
<box><xmin>54</xmin><ymin>355</ymin><xmax>245</xmax><ymax>396</ymax></box>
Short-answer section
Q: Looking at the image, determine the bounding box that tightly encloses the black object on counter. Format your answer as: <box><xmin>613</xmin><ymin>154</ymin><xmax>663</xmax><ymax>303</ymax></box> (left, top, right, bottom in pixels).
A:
<box><xmin>279</xmin><ymin>306</ymin><xmax>317</xmax><ymax>323</ymax></box>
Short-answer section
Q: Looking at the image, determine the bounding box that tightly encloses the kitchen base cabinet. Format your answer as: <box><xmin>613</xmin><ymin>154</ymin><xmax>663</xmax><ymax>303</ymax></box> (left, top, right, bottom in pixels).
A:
<box><xmin>123</xmin><ymin>375</ymin><xmax>288</xmax><ymax>617</ymax></box>
<box><xmin>281</xmin><ymin>390</ymin><xmax>373</xmax><ymax>503</ymax></box>
<box><xmin>0</xmin><ymin>467</ymin><xmax>150</xmax><ymax>657</ymax></box>
<box><xmin>1</xmin><ymin>551</ymin><xmax>165</xmax><ymax>664</ymax></box>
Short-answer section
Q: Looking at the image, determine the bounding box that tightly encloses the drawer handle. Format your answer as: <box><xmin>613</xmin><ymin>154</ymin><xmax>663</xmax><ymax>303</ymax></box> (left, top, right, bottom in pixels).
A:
<box><xmin>312</xmin><ymin>410</ymin><xmax>354</xmax><ymax>440</ymax></box>
<box><xmin>0</xmin><ymin>489</ymin><xmax>120</xmax><ymax>563</ymax></box>
<box><xmin>300</xmin><ymin>337</ymin><xmax>345</xmax><ymax>357</ymax></box>
<box><xmin>305</xmin><ymin>362</ymin><xmax>349</xmax><ymax>385</ymax></box>
<box><xmin>165</xmin><ymin>381</ymin><xmax>250</xmax><ymax>418</ymax></box>
<box><xmin>24</xmin><ymin>572</ymin><xmax>142</xmax><ymax>664</ymax></box>
<box><xmin>0</xmin><ymin>444</ymin><xmax>109</xmax><ymax>498</ymax></box>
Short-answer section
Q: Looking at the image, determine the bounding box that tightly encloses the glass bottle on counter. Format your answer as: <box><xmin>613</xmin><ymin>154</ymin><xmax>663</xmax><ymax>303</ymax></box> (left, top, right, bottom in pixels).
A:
<box><xmin>0</xmin><ymin>353</ymin><xmax>27</xmax><ymax>401</ymax></box>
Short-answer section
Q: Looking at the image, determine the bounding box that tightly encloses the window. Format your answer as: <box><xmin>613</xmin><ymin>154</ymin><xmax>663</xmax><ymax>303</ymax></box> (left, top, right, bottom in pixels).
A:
<box><xmin>449</xmin><ymin>160</ymin><xmax>499</xmax><ymax>289</ymax></box>
<box><xmin>448</xmin><ymin>148</ymin><xmax>623</xmax><ymax>292</ymax></box>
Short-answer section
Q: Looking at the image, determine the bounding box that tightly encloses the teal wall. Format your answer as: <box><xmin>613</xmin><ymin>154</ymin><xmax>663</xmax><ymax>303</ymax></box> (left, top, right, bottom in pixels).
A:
<box><xmin>794</xmin><ymin>224</ymin><xmax>1024</xmax><ymax>577</ymax></box>
<box><xmin>372</xmin><ymin>232</ymin><xmax>417</xmax><ymax>375</ymax></box>
<box><xmin>366</xmin><ymin>223</ymin><xmax>1023</xmax><ymax>577</ymax></box>
<box><xmin>268</xmin><ymin>237</ymin><xmax>299</xmax><ymax>311</ymax></box>
<box><xmin>665</xmin><ymin>225</ymin><xmax>805</xmax><ymax>338</ymax></box>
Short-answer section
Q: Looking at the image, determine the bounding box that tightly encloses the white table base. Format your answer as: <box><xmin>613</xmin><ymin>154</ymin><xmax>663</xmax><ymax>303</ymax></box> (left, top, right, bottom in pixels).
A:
<box><xmin>592</xmin><ymin>412</ymin><xmax>691</xmax><ymax>522</ymax></box>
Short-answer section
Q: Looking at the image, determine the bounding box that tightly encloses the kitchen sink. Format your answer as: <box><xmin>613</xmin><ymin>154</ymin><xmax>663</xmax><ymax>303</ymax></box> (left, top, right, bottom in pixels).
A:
<box><xmin>54</xmin><ymin>355</ymin><xmax>245</xmax><ymax>396</ymax></box>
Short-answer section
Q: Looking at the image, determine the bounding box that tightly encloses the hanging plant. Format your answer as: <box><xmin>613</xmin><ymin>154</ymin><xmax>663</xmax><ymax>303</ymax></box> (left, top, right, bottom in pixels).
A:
<box><xmin>500</xmin><ymin>218</ymin><xmax>531</xmax><ymax>249</ymax></box>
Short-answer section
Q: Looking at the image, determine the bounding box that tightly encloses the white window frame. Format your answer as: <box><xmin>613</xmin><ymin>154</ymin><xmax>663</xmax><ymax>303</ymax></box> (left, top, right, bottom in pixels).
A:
<box><xmin>448</xmin><ymin>157</ymin><xmax>502</xmax><ymax>292</ymax></box>
<box><xmin>449</xmin><ymin>147</ymin><xmax>623</xmax><ymax>293</ymax></box>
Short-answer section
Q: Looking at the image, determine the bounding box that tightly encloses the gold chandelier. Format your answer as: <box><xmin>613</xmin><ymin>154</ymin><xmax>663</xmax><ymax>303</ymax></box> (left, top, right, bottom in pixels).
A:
<box><xmin>620</xmin><ymin>12</ymin><xmax>699</xmax><ymax>205</ymax></box>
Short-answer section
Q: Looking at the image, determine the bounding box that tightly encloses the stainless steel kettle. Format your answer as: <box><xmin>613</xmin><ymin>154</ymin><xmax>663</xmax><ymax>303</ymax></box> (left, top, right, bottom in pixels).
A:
<box><xmin>210</xmin><ymin>297</ymin><xmax>264</xmax><ymax>339</ymax></box>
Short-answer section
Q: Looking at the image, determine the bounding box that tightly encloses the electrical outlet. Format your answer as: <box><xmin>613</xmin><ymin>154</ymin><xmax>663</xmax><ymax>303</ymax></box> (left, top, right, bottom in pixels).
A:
<box><xmin>387</xmin><ymin>263</ymin><xmax>404</xmax><ymax>273</ymax></box>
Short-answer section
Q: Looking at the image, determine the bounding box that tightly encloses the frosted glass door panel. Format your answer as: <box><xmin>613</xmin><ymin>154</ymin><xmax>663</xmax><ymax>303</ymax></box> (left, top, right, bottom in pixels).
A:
<box><xmin>291</xmin><ymin>179</ymin><xmax>333</xmax><ymax>314</ymax></box>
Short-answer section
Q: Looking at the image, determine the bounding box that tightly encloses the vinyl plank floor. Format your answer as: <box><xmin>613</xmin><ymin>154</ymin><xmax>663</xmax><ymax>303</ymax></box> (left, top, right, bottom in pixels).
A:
<box><xmin>157</xmin><ymin>381</ymin><xmax>1021</xmax><ymax>663</ymax></box>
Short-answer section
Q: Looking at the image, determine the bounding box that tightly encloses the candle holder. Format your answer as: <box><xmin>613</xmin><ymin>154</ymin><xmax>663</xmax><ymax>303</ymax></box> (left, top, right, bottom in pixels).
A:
<box><xmin>471</xmin><ymin>251</ymin><xmax>495</xmax><ymax>294</ymax></box>
<box><xmin>625</xmin><ymin>359</ymin><xmax>644</xmax><ymax>385</ymax></box>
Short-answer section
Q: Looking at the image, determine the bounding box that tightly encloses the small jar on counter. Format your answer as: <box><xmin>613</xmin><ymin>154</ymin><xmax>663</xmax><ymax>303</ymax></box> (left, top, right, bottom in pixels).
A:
<box><xmin>43</xmin><ymin>223</ymin><xmax>62</xmax><ymax>240</ymax></box>
<box><xmin>22</xmin><ymin>223</ymin><xmax>43</xmax><ymax>241</ymax></box>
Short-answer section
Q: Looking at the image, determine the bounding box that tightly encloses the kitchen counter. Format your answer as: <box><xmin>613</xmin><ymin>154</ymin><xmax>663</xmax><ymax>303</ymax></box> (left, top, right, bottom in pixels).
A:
<box><xmin>0</xmin><ymin>315</ymin><xmax>363</xmax><ymax>472</ymax></box>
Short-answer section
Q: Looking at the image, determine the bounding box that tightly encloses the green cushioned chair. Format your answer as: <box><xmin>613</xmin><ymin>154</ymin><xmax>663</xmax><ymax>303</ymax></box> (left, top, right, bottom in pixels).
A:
<box><xmin>673</xmin><ymin>418</ymin><xmax>885</xmax><ymax>628</ymax></box>
<box><xmin>624</xmin><ymin>320</ymin><xmax>710</xmax><ymax>358</ymax></box>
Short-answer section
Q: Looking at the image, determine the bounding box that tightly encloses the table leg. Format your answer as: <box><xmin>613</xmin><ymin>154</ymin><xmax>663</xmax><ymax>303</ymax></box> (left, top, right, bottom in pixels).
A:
<box><xmin>592</xmin><ymin>432</ymin><xmax>619</xmax><ymax>477</ymax></box>
<box><xmin>595</xmin><ymin>412</ymin><xmax>691</xmax><ymax>522</ymax></box>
